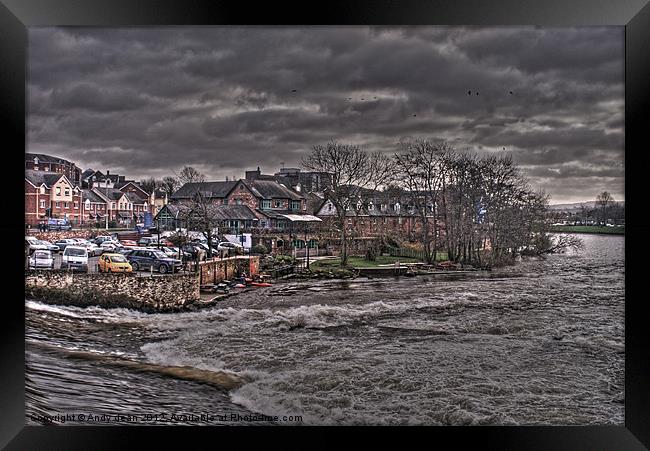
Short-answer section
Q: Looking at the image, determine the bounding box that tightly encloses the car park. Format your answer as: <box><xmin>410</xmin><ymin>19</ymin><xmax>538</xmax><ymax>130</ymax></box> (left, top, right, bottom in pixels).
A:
<box><xmin>28</xmin><ymin>250</ymin><xmax>54</xmax><ymax>270</ymax></box>
<box><xmin>61</xmin><ymin>245</ymin><xmax>89</xmax><ymax>272</ymax></box>
<box><xmin>98</xmin><ymin>253</ymin><xmax>133</xmax><ymax>273</ymax></box>
<box><xmin>126</xmin><ymin>249</ymin><xmax>182</xmax><ymax>273</ymax></box>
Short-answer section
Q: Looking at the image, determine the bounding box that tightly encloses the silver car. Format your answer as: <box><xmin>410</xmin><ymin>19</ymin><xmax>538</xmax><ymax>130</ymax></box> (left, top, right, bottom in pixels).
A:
<box><xmin>29</xmin><ymin>250</ymin><xmax>54</xmax><ymax>270</ymax></box>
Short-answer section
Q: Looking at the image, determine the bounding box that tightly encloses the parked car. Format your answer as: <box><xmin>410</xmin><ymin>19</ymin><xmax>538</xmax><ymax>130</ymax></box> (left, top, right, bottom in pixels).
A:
<box><xmin>72</xmin><ymin>239</ymin><xmax>103</xmax><ymax>256</ymax></box>
<box><xmin>25</xmin><ymin>236</ymin><xmax>48</xmax><ymax>253</ymax></box>
<box><xmin>35</xmin><ymin>239</ymin><xmax>61</xmax><ymax>253</ymax></box>
<box><xmin>217</xmin><ymin>241</ymin><xmax>244</xmax><ymax>252</ymax></box>
<box><xmin>100</xmin><ymin>240</ymin><xmax>122</xmax><ymax>252</ymax></box>
<box><xmin>137</xmin><ymin>236</ymin><xmax>156</xmax><ymax>247</ymax></box>
<box><xmin>54</xmin><ymin>238</ymin><xmax>78</xmax><ymax>252</ymax></box>
<box><xmin>28</xmin><ymin>250</ymin><xmax>54</xmax><ymax>270</ymax></box>
<box><xmin>159</xmin><ymin>246</ymin><xmax>191</xmax><ymax>260</ymax></box>
<box><xmin>45</xmin><ymin>218</ymin><xmax>72</xmax><ymax>231</ymax></box>
<box><xmin>94</xmin><ymin>235</ymin><xmax>114</xmax><ymax>245</ymax></box>
<box><xmin>120</xmin><ymin>240</ymin><xmax>138</xmax><ymax>247</ymax></box>
<box><xmin>61</xmin><ymin>246</ymin><xmax>89</xmax><ymax>272</ymax></box>
<box><xmin>98</xmin><ymin>253</ymin><xmax>133</xmax><ymax>273</ymax></box>
<box><xmin>126</xmin><ymin>249</ymin><xmax>182</xmax><ymax>274</ymax></box>
<box><xmin>180</xmin><ymin>243</ymin><xmax>201</xmax><ymax>259</ymax></box>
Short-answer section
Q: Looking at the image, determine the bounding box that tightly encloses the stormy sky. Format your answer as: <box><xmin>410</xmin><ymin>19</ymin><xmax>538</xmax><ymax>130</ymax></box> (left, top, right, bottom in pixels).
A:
<box><xmin>28</xmin><ymin>27</ymin><xmax>624</xmax><ymax>204</ymax></box>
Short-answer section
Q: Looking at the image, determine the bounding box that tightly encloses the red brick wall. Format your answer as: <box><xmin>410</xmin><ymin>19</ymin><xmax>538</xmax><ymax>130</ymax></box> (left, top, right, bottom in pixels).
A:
<box><xmin>226</xmin><ymin>183</ymin><xmax>260</xmax><ymax>210</ymax></box>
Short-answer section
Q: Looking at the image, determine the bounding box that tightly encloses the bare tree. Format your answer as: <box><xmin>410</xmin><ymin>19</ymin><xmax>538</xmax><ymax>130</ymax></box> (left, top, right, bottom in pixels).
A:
<box><xmin>139</xmin><ymin>177</ymin><xmax>158</xmax><ymax>195</ymax></box>
<box><xmin>394</xmin><ymin>138</ymin><xmax>449</xmax><ymax>263</ymax></box>
<box><xmin>174</xmin><ymin>166</ymin><xmax>219</xmax><ymax>258</ymax></box>
<box><xmin>160</xmin><ymin>176</ymin><xmax>180</xmax><ymax>197</ymax></box>
<box><xmin>595</xmin><ymin>191</ymin><xmax>614</xmax><ymax>227</ymax></box>
<box><xmin>303</xmin><ymin>140</ymin><xmax>393</xmax><ymax>266</ymax></box>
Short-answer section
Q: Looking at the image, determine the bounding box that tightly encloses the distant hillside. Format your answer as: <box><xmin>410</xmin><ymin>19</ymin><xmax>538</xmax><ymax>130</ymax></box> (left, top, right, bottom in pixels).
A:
<box><xmin>548</xmin><ymin>201</ymin><xmax>624</xmax><ymax>212</ymax></box>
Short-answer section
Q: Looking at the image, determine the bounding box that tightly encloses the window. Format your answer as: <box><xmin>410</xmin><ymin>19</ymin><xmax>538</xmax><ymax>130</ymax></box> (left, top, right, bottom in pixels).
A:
<box><xmin>74</xmin><ymin>202</ymin><xmax>78</xmax><ymax>209</ymax></box>
<box><xmin>111</xmin><ymin>202</ymin><xmax>116</xmax><ymax>209</ymax></box>
<box><xmin>222</xmin><ymin>199</ymin><xmax>228</xmax><ymax>205</ymax></box>
<box><xmin>40</xmin><ymin>186</ymin><xmax>45</xmax><ymax>194</ymax></box>
<box><xmin>39</xmin><ymin>200</ymin><xmax>45</xmax><ymax>209</ymax></box>
<box><xmin>260</xmin><ymin>220</ymin><xmax>267</xmax><ymax>227</ymax></box>
<box><xmin>64</xmin><ymin>202</ymin><xmax>69</xmax><ymax>209</ymax></box>
<box><xmin>261</xmin><ymin>200</ymin><xmax>271</xmax><ymax>210</ymax></box>
<box><xmin>290</xmin><ymin>200</ymin><xmax>300</xmax><ymax>211</ymax></box>
<box><xmin>236</xmin><ymin>199</ymin><xmax>242</xmax><ymax>205</ymax></box>
<box><xmin>55</xmin><ymin>202</ymin><xmax>60</xmax><ymax>208</ymax></box>
<box><xmin>65</xmin><ymin>189</ymin><xmax>70</xmax><ymax>196</ymax></box>
<box><xmin>56</xmin><ymin>187</ymin><xmax>61</xmax><ymax>196</ymax></box>
<box><xmin>273</xmin><ymin>200</ymin><xmax>282</xmax><ymax>208</ymax></box>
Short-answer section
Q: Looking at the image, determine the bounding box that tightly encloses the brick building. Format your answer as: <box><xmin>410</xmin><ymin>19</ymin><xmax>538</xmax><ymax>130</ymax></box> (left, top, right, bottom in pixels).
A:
<box><xmin>25</xmin><ymin>153</ymin><xmax>82</xmax><ymax>187</ymax></box>
<box><xmin>170</xmin><ymin>178</ymin><xmax>308</xmax><ymax>230</ymax></box>
<box><xmin>315</xmin><ymin>190</ymin><xmax>445</xmax><ymax>241</ymax></box>
<box><xmin>25</xmin><ymin>170</ymin><xmax>83</xmax><ymax>226</ymax></box>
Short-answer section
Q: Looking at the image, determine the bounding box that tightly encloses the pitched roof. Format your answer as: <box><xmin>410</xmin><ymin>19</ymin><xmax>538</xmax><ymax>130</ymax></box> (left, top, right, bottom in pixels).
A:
<box><xmin>26</xmin><ymin>153</ymin><xmax>76</xmax><ymax>166</ymax></box>
<box><xmin>81</xmin><ymin>169</ymin><xmax>96</xmax><ymax>180</ymax></box>
<box><xmin>93</xmin><ymin>187</ymin><xmax>126</xmax><ymax>201</ymax></box>
<box><xmin>171</xmin><ymin>181</ymin><xmax>238</xmax><ymax>200</ymax></box>
<box><xmin>243</xmin><ymin>179</ymin><xmax>303</xmax><ymax>200</ymax></box>
<box><xmin>82</xmin><ymin>189</ymin><xmax>106</xmax><ymax>203</ymax></box>
<box><xmin>211</xmin><ymin>205</ymin><xmax>259</xmax><ymax>221</ymax></box>
<box><xmin>25</xmin><ymin>169</ymin><xmax>65</xmax><ymax>187</ymax></box>
<box><xmin>155</xmin><ymin>203</ymin><xmax>258</xmax><ymax>221</ymax></box>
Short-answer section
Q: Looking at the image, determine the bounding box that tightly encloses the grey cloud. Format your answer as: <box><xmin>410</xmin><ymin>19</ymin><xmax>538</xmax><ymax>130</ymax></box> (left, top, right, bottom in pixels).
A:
<box><xmin>28</xmin><ymin>26</ymin><xmax>624</xmax><ymax>203</ymax></box>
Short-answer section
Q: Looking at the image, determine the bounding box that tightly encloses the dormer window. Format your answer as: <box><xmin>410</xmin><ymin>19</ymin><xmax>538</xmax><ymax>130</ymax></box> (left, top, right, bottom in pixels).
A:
<box><xmin>40</xmin><ymin>186</ymin><xmax>45</xmax><ymax>194</ymax></box>
<box><xmin>33</xmin><ymin>157</ymin><xmax>39</xmax><ymax>165</ymax></box>
<box><xmin>394</xmin><ymin>203</ymin><xmax>400</xmax><ymax>213</ymax></box>
<box><xmin>368</xmin><ymin>202</ymin><xmax>374</xmax><ymax>210</ymax></box>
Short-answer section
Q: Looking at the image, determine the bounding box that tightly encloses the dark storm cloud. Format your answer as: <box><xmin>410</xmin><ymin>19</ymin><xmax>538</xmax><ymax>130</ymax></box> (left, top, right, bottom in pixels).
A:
<box><xmin>28</xmin><ymin>26</ymin><xmax>624</xmax><ymax>203</ymax></box>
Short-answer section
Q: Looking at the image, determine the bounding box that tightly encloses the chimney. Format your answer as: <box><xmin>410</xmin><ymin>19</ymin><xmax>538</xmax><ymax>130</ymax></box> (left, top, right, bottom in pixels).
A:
<box><xmin>106</xmin><ymin>170</ymin><xmax>110</xmax><ymax>176</ymax></box>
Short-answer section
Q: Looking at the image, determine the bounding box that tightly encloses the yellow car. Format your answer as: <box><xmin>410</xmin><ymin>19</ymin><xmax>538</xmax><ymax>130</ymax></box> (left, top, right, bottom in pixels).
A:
<box><xmin>98</xmin><ymin>253</ymin><xmax>133</xmax><ymax>273</ymax></box>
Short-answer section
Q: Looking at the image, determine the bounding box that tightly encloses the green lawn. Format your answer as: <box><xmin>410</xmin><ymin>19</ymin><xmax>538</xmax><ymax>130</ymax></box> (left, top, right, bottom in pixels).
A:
<box><xmin>550</xmin><ymin>225</ymin><xmax>624</xmax><ymax>235</ymax></box>
<box><xmin>312</xmin><ymin>255</ymin><xmax>422</xmax><ymax>268</ymax></box>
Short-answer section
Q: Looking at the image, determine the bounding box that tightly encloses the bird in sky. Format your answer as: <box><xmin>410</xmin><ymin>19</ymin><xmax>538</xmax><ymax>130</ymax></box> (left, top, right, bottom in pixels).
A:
<box><xmin>291</xmin><ymin>89</ymin><xmax>297</xmax><ymax>93</ymax></box>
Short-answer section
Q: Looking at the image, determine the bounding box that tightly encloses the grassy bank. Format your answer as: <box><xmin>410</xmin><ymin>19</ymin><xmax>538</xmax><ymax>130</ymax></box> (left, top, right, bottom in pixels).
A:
<box><xmin>550</xmin><ymin>225</ymin><xmax>624</xmax><ymax>235</ymax></box>
<box><xmin>312</xmin><ymin>255</ymin><xmax>421</xmax><ymax>268</ymax></box>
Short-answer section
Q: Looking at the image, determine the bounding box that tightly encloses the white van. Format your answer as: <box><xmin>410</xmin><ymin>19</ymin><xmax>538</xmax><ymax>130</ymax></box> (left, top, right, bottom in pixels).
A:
<box><xmin>61</xmin><ymin>245</ymin><xmax>89</xmax><ymax>272</ymax></box>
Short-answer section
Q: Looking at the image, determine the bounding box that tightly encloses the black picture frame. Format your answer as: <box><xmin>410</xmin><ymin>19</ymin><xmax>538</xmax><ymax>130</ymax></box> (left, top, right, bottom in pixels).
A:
<box><xmin>2</xmin><ymin>1</ymin><xmax>648</xmax><ymax>448</ymax></box>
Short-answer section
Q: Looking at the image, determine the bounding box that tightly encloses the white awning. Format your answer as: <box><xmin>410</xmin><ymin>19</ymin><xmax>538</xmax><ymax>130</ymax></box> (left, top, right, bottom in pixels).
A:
<box><xmin>279</xmin><ymin>214</ymin><xmax>322</xmax><ymax>222</ymax></box>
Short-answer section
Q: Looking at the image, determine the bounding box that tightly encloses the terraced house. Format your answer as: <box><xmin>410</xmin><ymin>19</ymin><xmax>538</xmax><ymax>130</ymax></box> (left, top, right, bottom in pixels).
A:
<box><xmin>25</xmin><ymin>170</ymin><xmax>83</xmax><ymax>226</ymax></box>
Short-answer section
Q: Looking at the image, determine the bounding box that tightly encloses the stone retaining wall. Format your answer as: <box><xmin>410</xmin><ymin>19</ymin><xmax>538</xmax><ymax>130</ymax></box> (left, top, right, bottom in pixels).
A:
<box><xmin>198</xmin><ymin>256</ymin><xmax>259</xmax><ymax>285</ymax></box>
<box><xmin>25</xmin><ymin>270</ymin><xmax>200</xmax><ymax>312</ymax></box>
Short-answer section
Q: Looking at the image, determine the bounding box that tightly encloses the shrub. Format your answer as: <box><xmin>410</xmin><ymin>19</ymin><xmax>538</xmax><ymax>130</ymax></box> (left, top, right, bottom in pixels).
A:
<box><xmin>252</xmin><ymin>244</ymin><xmax>268</xmax><ymax>255</ymax></box>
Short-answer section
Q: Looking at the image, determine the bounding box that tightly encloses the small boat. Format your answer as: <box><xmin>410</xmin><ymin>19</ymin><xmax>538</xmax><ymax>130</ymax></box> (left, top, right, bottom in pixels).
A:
<box><xmin>251</xmin><ymin>282</ymin><xmax>273</xmax><ymax>287</ymax></box>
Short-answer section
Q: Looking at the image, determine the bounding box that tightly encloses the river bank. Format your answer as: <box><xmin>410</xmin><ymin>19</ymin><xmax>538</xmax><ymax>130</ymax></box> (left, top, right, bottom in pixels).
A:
<box><xmin>550</xmin><ymin>225</ymin><xmax>624</xmax><ymax>235</ymax></box>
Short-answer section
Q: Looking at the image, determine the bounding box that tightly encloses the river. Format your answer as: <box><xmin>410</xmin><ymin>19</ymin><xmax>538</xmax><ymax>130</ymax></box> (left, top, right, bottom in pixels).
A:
<box><xmin>25</xmin><ymin>234</ymin><xmax>624</xmax><ymax>425</ymax></box>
